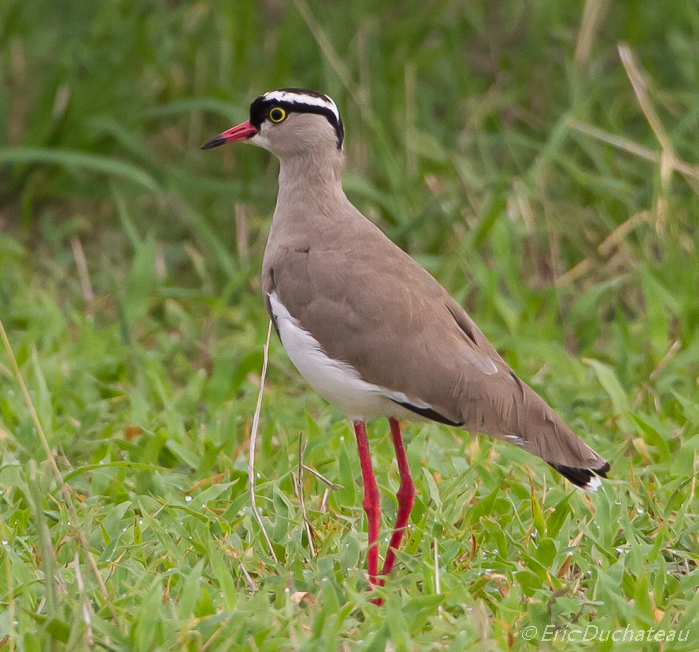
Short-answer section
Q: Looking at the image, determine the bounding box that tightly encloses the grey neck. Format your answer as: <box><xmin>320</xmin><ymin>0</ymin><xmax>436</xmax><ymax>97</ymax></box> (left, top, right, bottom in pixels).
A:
<box><xmin>276</xmin><ymin>149</ymin><xmax>346</xmax><ymax>208</ymax></box>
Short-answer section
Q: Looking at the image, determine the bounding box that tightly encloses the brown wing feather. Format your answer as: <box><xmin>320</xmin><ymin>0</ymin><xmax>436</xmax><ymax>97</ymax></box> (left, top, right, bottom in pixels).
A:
<box><xmin>263</xmin><ymin>206</ymin><xmax>607</xmax><ymax>473</ymax></box>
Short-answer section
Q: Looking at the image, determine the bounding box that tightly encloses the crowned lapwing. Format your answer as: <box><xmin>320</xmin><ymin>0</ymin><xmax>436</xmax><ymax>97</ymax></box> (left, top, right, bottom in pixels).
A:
<box><xmin>202</xmin><ymin>89</ymin><xmax>609</xmax><ymax>587</ymax></box>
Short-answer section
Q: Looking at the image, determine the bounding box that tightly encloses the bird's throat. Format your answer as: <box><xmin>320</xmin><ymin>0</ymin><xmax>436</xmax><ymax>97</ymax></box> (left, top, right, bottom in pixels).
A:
<box><xmin>277</xmin><ymin>151</ymin><xmax>345</xmax><ymax>203</ymax></box>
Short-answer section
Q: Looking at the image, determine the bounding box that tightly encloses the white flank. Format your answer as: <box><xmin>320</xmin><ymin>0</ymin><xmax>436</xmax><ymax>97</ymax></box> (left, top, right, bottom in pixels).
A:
<box><xmin>582</xmin><ymin>474</ymin><xmax>602</xmax><ymax>492</ymax></box>
<box><xmin>262</xmin><ymin>91</ymin><xmax>340</xmax><ymax>123</ymax></box>
<box><xmin>269</xmin><ymin>292</ymin><xmax>432</xmax><ymax>421</ymax></box>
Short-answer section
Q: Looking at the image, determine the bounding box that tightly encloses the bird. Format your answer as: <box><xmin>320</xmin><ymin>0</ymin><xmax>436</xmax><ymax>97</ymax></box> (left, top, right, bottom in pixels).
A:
<box><xmin>202</xmin><ymin>88</ymin><xmax>610</xmax><ymax>588</ymax></box>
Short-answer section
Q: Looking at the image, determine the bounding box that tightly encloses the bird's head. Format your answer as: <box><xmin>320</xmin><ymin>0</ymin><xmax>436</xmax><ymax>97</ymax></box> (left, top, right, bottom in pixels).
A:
<box><xmin>201</xmin><ymin>89</ymin><xmax>344</xmax><ymax>158</ymax></box>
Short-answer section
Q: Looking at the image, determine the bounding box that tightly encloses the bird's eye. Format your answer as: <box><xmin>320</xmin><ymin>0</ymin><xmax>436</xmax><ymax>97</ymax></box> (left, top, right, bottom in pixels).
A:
<box><xmin>269</xmin><ymin>107</ymin><xmax>286</xmax><ymax>123</ymax></box>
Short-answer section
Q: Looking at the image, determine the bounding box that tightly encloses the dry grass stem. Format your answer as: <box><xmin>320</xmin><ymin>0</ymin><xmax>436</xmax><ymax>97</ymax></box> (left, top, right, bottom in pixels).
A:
<box><xmin>247</xmin><ymin>320</ymin><xmax>278</xmax><ymax>563</ymax></box>
<box><xmin>0</xmin><ymin>317</ymin><xmax>121</xmax><ymax>626</ymax></box>
<box><xmin>200</xmin><ymin>616</ymin><xmax>233</xmax><ymax>652</ymax></box>
<box><xmin>618</xmin><ymin>43</ymin><xmax>675</xmax><ymax>158</ymax></box>
<box><xmin>239</xmin><ymin>562</ymin><xmax>257</xmax><ymax>592</ymax></box>
<box><xmin>405</xmin><ymin>61</ymin><xmax>417</xmax><ymax>178</ymax></box>
<box><xmin>292</xmin><ymin>0</ymin><xmax>375</xmax><ymax>125</ymax></box>
<box><xmin>568</xmin><ymin>118</ymin><xmax>699</xmax><ymax>186</ymax></box>
<box><xmin>70</xmin><ymin>236</ymin><xmax>94</xmax><ymax>312</ymax></box>
<box><xmin>597</xmin><ymin>210</ymin><xmax>651</xmax><ymax>257</ymax></box>
<box><xmin>5</xmin><ymin>550</ymin><xmax>14</xmax><ymax>652</ymax></box>
<box><xmin>691</xmin><ymin>453</ymin><xmax>697</xmax><ymax>515</ymax></box>
<box><xmin>618</xmin><ymin>42</ymin><xmax>699</xmax><ymax>229</ymax></box>
<box><xmin>297</xmin><ymin>434</ymin><xmax>315</xmax><ymax>558</ymax></box>
<box><xmin>74</xmin><ymin>553</ymin><xmax>94</xmax><ymax>646</ymax></box>
<box><xmin>319</xmin><ymin>487</ymin><xmax>329</xmax><ymax>514</ymax></box>
<box><xmin>555</xmin><ymin>210</ymin><xmax>651</xmax><ymax>286</ymax></box>
<box><xmin>575</xmin><ymin>0</ymin><xmax>609</xmax><ymax>66</ymax></box>
<box><xmin>235</xmin><ymin>202</ymin><xmax>250</xmax><ymax>267</ymax></box>
<box><xmin>567</xmin><ymin>118</ymin><xmax>661</xmax><ymax>164</ymax></box>
<box><xmin>302</xmin><ymin>464</ymin><xmax>342</xmax><ymax>490</ymax></box>
<box><xmin>649</xmin><ymin>339</ymin><xmax>681</xmax><ymax>382</ymax></box>
<box><xmin>434</xmin><ymin>537</ymin><xmax>442</xmax><ymax>616</ymax></box>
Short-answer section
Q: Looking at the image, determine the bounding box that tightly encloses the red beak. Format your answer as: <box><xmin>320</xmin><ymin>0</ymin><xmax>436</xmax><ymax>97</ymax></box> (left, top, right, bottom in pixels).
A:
<box><xmin>201</xmin><ymin>120</ymin><xmax>258</xmax><ymax>150</ymax></box>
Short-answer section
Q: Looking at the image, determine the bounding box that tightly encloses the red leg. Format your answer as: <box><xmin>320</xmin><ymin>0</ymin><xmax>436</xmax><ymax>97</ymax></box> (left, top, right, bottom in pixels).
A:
<box><xmin>381</xmin><ymin>417</ymin><xmax>415</xmax><ymax>577</ymax></box>
<box><xmin>353</xmin><ymin>420</ymin><xmax>381</xmax><ymax>585</ymax></box>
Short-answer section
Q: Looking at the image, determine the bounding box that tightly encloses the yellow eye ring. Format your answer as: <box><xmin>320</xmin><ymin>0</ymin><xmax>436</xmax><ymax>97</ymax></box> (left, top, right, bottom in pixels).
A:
<box><xmin>269</xmin><ymin>107</ymin><xmax>286</xmax><ymax>123</ymax></box>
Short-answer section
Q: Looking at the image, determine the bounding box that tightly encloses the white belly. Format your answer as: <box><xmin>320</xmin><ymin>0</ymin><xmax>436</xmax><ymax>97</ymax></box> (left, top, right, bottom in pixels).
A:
<box><xmin>268</xmin><ymin>291</ymin><xmax>421</xmax><ymax>421</ymax></box>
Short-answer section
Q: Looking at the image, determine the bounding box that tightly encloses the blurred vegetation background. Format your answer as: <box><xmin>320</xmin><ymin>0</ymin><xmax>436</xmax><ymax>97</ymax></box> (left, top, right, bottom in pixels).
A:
<box><xmin>1</xmin><ymin>0</ymin><xmax>698</xmax><ymax>650</ymax></box>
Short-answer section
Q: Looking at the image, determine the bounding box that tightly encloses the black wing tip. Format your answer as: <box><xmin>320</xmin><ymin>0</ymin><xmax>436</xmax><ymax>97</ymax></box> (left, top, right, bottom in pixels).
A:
<box><xmin>549</xmin><ymin>461</ymin><xmax>610</xmax><ymax>491</ymax></box>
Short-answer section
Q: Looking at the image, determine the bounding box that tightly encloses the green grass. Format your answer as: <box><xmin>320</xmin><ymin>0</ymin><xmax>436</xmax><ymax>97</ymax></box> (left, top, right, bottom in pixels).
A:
<box><xmin>1</xmin><ymin>0</ymin><xmax>699</xmax><ymax>649</ymax></box>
